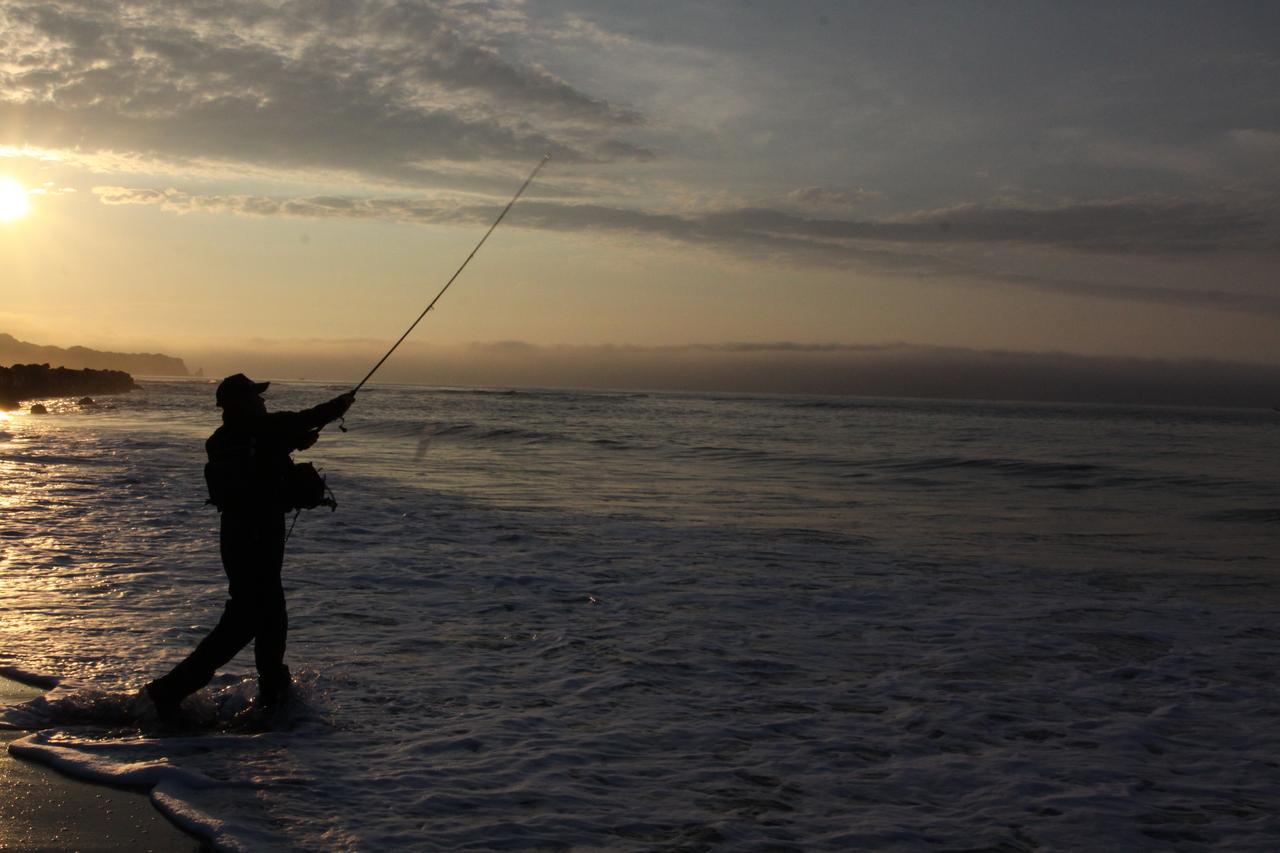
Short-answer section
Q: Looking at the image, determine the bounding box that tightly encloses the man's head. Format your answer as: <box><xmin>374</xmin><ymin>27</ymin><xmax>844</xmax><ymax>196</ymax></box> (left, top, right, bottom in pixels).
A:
<box><xmin>215</xmin><ymin>373</ymin><xmax>269</xmax><ymax>416</ymax></box>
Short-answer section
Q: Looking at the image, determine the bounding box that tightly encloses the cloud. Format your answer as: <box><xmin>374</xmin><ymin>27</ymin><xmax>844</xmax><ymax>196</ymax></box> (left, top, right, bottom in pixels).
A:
<box><xmin>785</xmin><ymin>186</ymin><xmax>884</xmax><ymax>210</ymax></box>
<box><xmin>954</xmin><ymin>268</ymin><xmax>1280</xmax><ymax>316</ymax></box>
<box><xmin>1228</xmin><ymin>128</ymin><xmax>1280</xmax><ymax>154</ymax></box>
<box><xmin>94</xmin><ymin>184</ymin><xmax>1280</xmax><ymax>315</ymax></box>
<box><xmin>93</xmin><ymin>185</ymin><xmax>479</xmax><ymax>223</ymax></box>
<box><xmin>592</xmin><ymin>139</ymin><xmax>658</xmax><ymax>162</ymax></box>
<box><xmin>140</xmin><ymin>188</ymin><xmax>1276</xmax><ymax>256</ymax></box>
<box><xmin>714</xmin><ymin>199</ymin><xmax>1280</xmax><ymax>254</ymax></box>
<box><xmin>0</xmin><ymin>0</ymin><xmax>651</xmax><ymax>184</ymax></box>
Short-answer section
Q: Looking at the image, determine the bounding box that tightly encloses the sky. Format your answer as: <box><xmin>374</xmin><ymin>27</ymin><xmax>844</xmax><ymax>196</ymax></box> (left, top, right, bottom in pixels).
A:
<box><xmin>0</xmin><ymin>1</ymin><xmax>1278</xmax><ymax>393</ymax></box>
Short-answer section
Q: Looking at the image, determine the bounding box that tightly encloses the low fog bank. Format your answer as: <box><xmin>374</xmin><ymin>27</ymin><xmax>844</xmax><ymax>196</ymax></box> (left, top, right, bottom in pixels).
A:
<box><xmin>183</xmin><ymin>341</ymin><xmax>1280</xmax><ymax>409</ymax></box>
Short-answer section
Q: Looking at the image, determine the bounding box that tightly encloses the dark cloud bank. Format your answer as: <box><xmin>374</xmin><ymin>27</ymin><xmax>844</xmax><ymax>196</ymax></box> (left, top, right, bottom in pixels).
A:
<box><xmin>96</xmin><ymin>187</ymin><xmax>1280</xmax><ymax>316</ymax></box>
<box><xmin>189</xmin><ymin>341</ymin><xmax>1280</xmax><ymax>409</ymax></box>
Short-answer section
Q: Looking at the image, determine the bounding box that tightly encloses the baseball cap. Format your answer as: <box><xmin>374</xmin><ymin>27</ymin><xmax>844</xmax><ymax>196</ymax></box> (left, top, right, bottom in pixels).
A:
<box><xmin>215</xmin><ymin>373</ymin><xmax>270</xmax><ymax>407</ymax></box>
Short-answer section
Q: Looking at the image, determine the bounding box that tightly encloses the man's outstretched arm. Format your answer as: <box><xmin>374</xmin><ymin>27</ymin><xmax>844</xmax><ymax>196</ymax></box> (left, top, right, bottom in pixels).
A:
<box><xmin>266</xmin><ymin>391</ymin><xmax>355</xmax><ymax>448</ymax></box>
<box><xmin>296</xmin><ymin>391</ymin><xmax>356</xmax><ymax>430</ymax></box>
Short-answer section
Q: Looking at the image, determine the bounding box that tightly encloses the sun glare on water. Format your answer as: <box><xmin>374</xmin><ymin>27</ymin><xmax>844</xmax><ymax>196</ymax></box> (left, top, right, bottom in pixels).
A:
<box><xmin>0</xmin><ymin>177</ymin><xmax>32</xmax><ymax>222</ymax></box>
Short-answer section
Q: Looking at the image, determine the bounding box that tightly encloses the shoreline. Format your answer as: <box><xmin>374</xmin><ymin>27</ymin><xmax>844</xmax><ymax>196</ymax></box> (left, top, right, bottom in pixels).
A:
<box><xmin>0</xmin><ymin>676</ymin><xmax>203</xmax><ymax>852</ymax></box>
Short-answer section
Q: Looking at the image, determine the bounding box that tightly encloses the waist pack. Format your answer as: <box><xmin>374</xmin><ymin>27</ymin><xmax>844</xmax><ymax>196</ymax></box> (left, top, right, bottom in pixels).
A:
<box><xmin>281</xmin><ymin>462</ymin><xmax>337</xmax><ymax>512</ymax></box>
<box><xmin>205</xmin><ymin>460</ymin><xmax>336</xmax><ymax>512</ymax></box>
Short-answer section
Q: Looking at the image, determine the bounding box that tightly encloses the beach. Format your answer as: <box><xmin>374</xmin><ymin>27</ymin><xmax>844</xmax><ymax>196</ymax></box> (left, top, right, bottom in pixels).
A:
<box><xmin>1</xmin><ymin>676</ymin><xmax>199</xmax><ymax>852</ymax></box>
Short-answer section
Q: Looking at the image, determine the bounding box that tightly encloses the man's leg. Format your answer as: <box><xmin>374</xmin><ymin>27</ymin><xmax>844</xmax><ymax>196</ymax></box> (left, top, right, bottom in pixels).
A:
<box><xmin>253</xmin><ymin>577</ymin><xmax>289</xmax><ymax>702</ymax></box>
<box><xmin>146</xmin><ymin>511</ymin><xmax>262</xmax><ymax>713</ymax></box>
<box><xmin>251</xmin><ymin>513</ymin><xmax>290</xmax><ymax>703</ymax></box>
<box><xmin>147</xmin><ymin>597</ymin><xmax>255</xmax><ymax>709</ymax></box>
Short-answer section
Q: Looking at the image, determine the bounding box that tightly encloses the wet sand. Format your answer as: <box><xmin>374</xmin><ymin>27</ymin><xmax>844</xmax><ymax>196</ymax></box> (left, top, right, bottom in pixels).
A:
<box><xmin>0</xmin><ymin>677</ymin><xmax>201</xmax><ymax>852</ymax></box>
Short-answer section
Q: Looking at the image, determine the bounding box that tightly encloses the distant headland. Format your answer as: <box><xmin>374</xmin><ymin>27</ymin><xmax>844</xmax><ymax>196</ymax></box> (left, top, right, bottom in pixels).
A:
<box><xmin>0</xmin><ymin>333</ymin><xmax>189</xmax><ymax>377</ymax></box>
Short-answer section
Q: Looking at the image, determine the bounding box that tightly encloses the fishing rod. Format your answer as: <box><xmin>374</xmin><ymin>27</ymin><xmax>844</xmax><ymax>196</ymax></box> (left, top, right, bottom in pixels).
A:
<box><xmin>351</xmin><ymin>153</ymin><xmax>552</xmax><ymax>395</ymax></box>
<box><xmin>288</xmin><ymin>155</ymin><xmax>549</xmax><ymax>539</ymax></box>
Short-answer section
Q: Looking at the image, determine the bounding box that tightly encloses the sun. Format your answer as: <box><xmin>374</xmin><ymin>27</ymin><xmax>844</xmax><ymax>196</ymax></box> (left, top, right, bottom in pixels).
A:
<box><xmin>0</xmin><ymin>177</ymin><xmax>32</xmax><ymax>223</ymax></box>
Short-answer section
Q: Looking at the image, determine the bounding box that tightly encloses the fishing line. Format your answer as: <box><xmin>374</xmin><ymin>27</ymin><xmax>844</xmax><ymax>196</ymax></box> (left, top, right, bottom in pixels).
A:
<box><xmin>351</xmin><ymin>154</ymin><xmax>552</xmax><ymax>396</ymax></box>
<box><xmin>283</xmin><ymin>507</ymin><xmax>301</xmax><ymax>549</ymax></box>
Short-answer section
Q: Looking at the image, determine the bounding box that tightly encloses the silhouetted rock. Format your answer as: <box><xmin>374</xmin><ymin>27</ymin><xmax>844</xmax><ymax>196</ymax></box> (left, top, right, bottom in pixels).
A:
<box><xmin>0</xmin><ymin>363</ymin><xmax>139</xmax><ymax>408</ymax></box>
<box><xmin>29</xmin><ymin>403</ymin><xmax>48</xmax><ymax>415</ymax></box>
<box><xmin>79</xmin><ymin>396</ymin><xmax>96</xmax><ymax>406</ymax></box>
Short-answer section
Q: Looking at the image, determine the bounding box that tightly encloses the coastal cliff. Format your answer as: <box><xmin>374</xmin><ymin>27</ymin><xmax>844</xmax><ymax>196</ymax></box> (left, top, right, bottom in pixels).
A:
<box><xmin>0</xmin><ymin>333</ymin><xmax>188</xmax><ymax>377</ymax></box>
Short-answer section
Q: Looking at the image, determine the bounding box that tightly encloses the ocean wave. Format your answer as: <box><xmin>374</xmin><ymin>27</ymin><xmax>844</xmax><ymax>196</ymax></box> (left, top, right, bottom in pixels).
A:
<box><xmin>1198</xmin><ymin>507</ymin><xmax>1280</xmax><ymax>524</ymax></box>
<box><xmin>780</xmin><ymin>398</ymin><xmax>864</xmax><ymax>411</ymax></box>
<box><xmin>347</xmin><ymin>418</ymin><xmax>580</xmax><ymax>447</ymax></box>
<box><xmin>673</xmin><ymin>444</ymin><xmax>778</xmax><ymax>464</ymax></box>
<box><xmin>876</xmin><ymin>455</ymin><xmax>1104</xmax><ymax>476</ymax></box>
<box><xmin>666</xmin><ymin>445</ymin><xmax>1132</xmax><ymax>488</ymax></box>
<box><xmin>0</xmin><ymin>451</ymin><xmax>115</xmax><ymax>466</ymax></box>
<box><xmin>430</xmin><ymin>387</ymin><xmax>648</xmax><ymax>403</ymax></box>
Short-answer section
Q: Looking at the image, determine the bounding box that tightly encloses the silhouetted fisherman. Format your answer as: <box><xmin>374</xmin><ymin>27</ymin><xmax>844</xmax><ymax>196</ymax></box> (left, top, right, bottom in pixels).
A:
<box><xmin>145</xmin><ymin>374</ymin><xmax>354</xmax><ymax>719</ymax></box>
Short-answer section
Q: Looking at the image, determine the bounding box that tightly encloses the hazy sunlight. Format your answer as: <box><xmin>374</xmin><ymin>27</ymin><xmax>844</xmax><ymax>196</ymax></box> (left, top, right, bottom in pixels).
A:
<box><xmin>0</xmin><ymin>177</ymin><xmax>31</xmax><ymax>222</ymax></box>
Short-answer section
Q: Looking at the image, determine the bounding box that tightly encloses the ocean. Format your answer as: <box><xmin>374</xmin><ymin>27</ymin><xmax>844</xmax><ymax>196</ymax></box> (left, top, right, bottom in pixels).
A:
<box><xmin>1</xmin><ymin>379</ymin><xmax>1278</xmax><ymax>850</ymax></box>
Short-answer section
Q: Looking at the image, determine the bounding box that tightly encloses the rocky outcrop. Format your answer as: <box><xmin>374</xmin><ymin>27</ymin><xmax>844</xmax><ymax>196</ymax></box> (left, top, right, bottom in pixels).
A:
<box><xmin>0</xmin><ymin>333</ymin><xmax>188</xmax><ymax>376</ymax></box>
<box><xmin>0</xmin><ymin>363</ymin><xmax>139</xmax><ymax>410</ymax></box>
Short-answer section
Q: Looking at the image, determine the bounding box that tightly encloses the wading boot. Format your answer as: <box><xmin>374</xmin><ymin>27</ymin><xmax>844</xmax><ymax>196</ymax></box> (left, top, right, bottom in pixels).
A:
<box><xmin>258</xmin><ymin>665</ymin><xmax>292</xmax><ymax>711</ymax></box>
<box><xmin>142</xmin><ymin>680</ymin><xmax>182</xmax><ymax>724</ymax></box>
